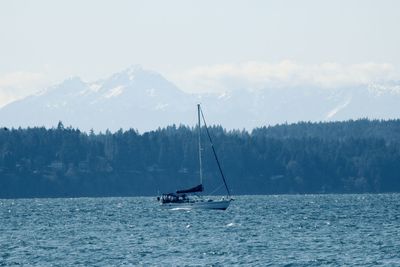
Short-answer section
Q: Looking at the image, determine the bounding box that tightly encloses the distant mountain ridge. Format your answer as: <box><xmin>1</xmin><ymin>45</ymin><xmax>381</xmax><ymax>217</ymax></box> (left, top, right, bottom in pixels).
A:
<box><xmin>1</xmin><ymin>66</ymin><xmax>400</xmax><ymax>132</ymax></box>
<box><xmin>0</xmin><ymin>66</ymin><xmax>197</xmax><ymax>132</ymax></box>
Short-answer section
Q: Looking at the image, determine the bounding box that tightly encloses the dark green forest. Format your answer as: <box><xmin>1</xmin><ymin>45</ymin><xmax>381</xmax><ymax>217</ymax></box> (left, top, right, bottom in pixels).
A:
<box><xmin>1</xmin><ymin>119</ymin><xmax>400</xmax><ymax>198</ymax></box>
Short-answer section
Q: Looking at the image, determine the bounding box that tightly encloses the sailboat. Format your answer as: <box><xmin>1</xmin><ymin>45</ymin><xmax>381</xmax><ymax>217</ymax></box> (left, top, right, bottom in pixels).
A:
<box><xmin>157</xmin><ymin>104</ymin><xmax>232</xmax><ymax>210</ymax></box>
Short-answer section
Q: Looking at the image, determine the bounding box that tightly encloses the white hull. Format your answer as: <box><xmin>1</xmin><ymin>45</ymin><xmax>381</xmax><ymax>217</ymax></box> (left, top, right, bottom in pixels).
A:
<box><xmin>160</xmin><ymin>199</ymin><xmax>231</xmax><ymax>210</ymax></box>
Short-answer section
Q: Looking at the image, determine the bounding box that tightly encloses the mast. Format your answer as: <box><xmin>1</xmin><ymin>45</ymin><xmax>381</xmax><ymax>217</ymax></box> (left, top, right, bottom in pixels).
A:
<box><xmin>197</xmin><ymin>104</ymin><xmax>203</xmax><ymax>185</ymax></box>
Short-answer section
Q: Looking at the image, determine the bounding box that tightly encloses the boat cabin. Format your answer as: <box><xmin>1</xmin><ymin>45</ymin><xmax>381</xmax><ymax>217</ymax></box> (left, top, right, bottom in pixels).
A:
<box><xmin>158</xmin><ymin>193</ymin><xmax>188</xmax><ymax>204</ymax></box>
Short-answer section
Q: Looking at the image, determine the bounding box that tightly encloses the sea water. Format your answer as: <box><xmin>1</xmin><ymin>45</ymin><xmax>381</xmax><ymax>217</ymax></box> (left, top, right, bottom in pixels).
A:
<box><xmin>1</xmin><ymin>194</ymin><xmax>400</xmax><ymax>266</ymax></box>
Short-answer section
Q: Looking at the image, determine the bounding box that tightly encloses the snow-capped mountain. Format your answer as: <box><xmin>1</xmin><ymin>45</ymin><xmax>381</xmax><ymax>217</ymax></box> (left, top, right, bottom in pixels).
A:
<box><xmin>1</xmin><ymin>66</ymin><xmax>400</xmax><ymax>132</ymax></box>
<box><xmin>0</xmin><ymin>66</ymin><xmax>197</xmax><ymax>132</ymax></box>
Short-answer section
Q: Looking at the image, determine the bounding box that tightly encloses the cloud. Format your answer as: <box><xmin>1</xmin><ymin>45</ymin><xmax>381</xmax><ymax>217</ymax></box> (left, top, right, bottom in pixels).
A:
<box><xmin>173</xmin><ymin>61</ymin><xmax>399</xmax><ymax>93</ymax></box>
<box><xmin>0</xmin><ymin>71</ymin><xmax>49</xmax><ymax>107</ymax></box>
<box><xmin>0</xmin><ymin>71</ymin><xmax>47</xmax><ymax>88</ymax></box>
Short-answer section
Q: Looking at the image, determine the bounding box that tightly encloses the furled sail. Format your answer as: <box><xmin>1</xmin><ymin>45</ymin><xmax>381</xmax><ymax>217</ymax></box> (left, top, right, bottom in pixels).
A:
<box><xmin>176</xmin><ymin>184</ymin><xmax>203</xmax><ymax>194</ymax></box>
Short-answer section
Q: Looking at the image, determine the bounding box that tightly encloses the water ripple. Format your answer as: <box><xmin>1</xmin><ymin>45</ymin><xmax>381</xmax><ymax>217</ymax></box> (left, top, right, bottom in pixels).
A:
<box><xmin>1</xmin><ymin>194</ymin><xmax>400</xmax><ymax>266</ymax></box>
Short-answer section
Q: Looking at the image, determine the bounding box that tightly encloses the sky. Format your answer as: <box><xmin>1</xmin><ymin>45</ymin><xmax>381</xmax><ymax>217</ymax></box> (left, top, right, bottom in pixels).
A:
<box><xmin>1</xmin><ymin>0</ymin><xmax>400</xmax><ymax>106</ymax></box>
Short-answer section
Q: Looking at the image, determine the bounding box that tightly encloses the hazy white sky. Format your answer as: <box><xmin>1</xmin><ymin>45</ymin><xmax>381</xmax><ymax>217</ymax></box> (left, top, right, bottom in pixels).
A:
<box><xmin>1</xmin><ymin>0</ymin><xmax>400</xmax><ymax>105</ymax></box>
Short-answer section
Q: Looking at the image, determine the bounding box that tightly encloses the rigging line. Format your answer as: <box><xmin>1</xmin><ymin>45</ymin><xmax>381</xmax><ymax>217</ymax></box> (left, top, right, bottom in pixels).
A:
<box><xmin>209</xmin><ymin>183</ymin><xmax>224</xmax><ymax>196</ymax></box>
<box><xmin>199</xmin><ymin>106</ymin><xmax>231</xmax><ymax>197</ymax></box>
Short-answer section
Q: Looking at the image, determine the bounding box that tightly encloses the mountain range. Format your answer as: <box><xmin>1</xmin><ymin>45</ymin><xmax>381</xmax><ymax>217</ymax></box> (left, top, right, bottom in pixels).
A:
<box><xmin>1</xmin><ymin>66</ymin><xmax>400</xmax><ymax>132</ymax></box>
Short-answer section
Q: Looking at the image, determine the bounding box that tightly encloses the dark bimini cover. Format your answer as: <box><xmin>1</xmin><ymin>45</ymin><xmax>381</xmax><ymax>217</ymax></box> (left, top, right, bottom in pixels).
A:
<box><xmin>176</xmin><ymin>184</ymin><xmax>203</xmax><ymax>194</ymax></box>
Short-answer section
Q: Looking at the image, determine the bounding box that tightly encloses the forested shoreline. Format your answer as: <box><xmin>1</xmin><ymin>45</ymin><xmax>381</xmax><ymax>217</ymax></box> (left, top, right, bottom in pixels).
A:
<box><xmin>1</xmin><ymin>119</ymin><xmax>400</xmax><ymax>198</ymax></box>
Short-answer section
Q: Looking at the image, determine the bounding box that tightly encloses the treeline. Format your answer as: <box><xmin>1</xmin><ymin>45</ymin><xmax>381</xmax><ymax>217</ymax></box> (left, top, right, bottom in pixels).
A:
<box><xmin>1</xmin><ymin>119</ymin><xmax>400</xmax><ymax>198</ymax></box>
